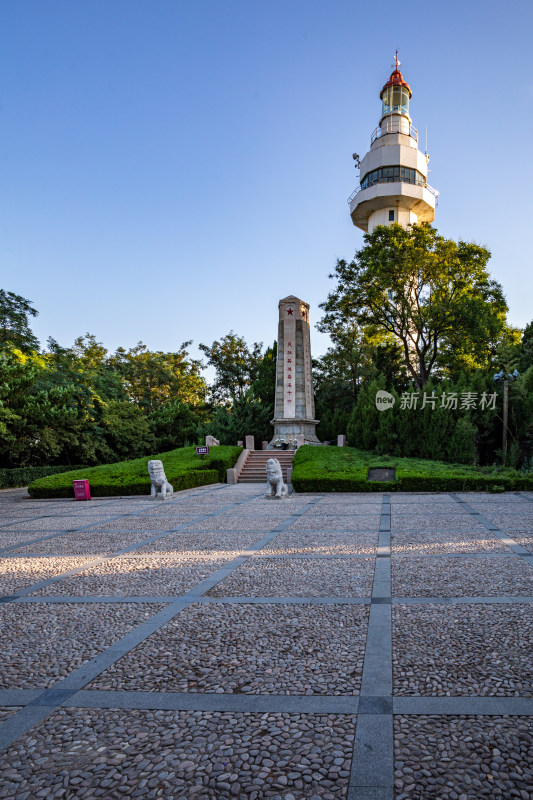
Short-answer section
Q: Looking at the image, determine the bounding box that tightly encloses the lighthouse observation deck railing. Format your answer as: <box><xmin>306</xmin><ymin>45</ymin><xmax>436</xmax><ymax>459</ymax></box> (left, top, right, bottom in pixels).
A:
<box><xmin>371</xmin><ymin>121</ymin><xmax>418</xmax><ymax>145</ymax></box>
<box><xmin>347</xmin><ymin>178</ymin><xmax>439</xmax><ymax>206</ymax></box>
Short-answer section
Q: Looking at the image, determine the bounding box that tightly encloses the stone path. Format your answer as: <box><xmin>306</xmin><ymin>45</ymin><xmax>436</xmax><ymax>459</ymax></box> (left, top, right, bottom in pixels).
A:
<box><xmin>0</xmin><ymin>484</ymin><xmax>531</xmax><ymax>799</ymax></box>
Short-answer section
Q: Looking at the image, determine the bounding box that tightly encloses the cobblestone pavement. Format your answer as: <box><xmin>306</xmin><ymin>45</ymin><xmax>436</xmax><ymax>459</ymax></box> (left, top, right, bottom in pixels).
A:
<box><xmin>0</xmin><ymin>484</ymin><xmax>531</xmax><ymax>799</ymax></box>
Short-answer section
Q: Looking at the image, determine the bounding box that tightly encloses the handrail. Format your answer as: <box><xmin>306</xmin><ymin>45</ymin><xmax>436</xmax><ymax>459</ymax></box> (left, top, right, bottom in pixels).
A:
<box><xmin>371</xmin><ymin>122</ymin><xmax>418</xmax><ymax>145</ymax></box>
<box><xmin>348</xmin><ymin>178</ymin><xmax>439</xmax><ymax>207</ymax></box>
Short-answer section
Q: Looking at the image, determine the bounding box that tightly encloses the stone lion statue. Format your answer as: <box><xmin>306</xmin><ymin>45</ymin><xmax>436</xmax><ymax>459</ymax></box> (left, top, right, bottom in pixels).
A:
<box><xmin>265</xmin><ymin>457</ymin><xmax>288</xmax><ymax>499</ymax></box>
<box><xmin>148</xmin><ymin>459</ymin><xmax>174</xmax><ymax>499</ymax></box>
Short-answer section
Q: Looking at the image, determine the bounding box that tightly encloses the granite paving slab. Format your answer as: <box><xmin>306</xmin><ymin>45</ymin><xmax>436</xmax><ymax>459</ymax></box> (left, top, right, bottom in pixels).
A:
<box><xmin>0</xmin><ymin>556</ymin><xmax>91</xmax><ymax>594</ymax></box>
<box><xmin>0</xmin><ymin>603</ymin><xmax>163</xmax><ymax>689</ymax></box>
<box><xmin>392</xmin><ymin>604</ymin><xmax>533</xmax><ymax>696</ymax></box>
<box><xmin>392</xmin><ymin>555</ymin><xmax>533</xmax><ymax>596</ymax></box>
<box><xmin>394</xmin><ymin>715</ymin><xmax>533</xmax><ymax>800</ymax></box>
<box><xmin>90</xmin><ymin>603</ymin><xmax>369</xmax><ymax>694</ymax></box>
<box><xmin>0</xmin><ymin>708</ymin><xmax>356</xmax><ymax>799</ymax></box>
<box><xmin>0</xmin><ymin>708</ymin><xmax>19</xmax><ymax>725</ymax></box>
<box><xmin>514</xmin><ymin>535</ymin><xmax>533</xmax><ymax>553</ymax></box>
<box><xmin>208</xmin><ymin>557</ymin><xmax>375</xmax><ymax>598</ymax></box>
<box><xmin>498</xmin><ymin>526</ymin><xmax>533</xmax><ymax>536</ymax></box>
<box><xmin>262</xmin><ymin>531</ymin><xmax>378</xmax><ymax>556</ymax></box>
<box><xmin>30</xmin><ymin>555</ymin><xmax>231</xmax><ymax>596</ymax></box>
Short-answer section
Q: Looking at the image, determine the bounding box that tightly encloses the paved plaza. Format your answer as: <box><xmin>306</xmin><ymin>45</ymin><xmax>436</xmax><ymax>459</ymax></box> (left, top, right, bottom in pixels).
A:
<box><xmin>0</xmin><ymin>484</ymin><xmax>532</xmax><ymax>800</ymax></box>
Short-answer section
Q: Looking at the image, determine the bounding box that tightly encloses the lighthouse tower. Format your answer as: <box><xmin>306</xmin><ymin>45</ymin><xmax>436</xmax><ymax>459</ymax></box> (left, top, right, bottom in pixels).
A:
<box><xmin>349</xmin><ymin>54</ymin><xmax>438</xmax><ymax>232</ymax></box>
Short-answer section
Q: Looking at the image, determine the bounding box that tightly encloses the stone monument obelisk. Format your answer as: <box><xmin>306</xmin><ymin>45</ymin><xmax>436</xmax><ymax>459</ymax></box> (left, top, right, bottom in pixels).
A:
<box><xmin>268</xmin><ymin>295</ymin><xmax>320</xmax><ymax>448</ymax></box>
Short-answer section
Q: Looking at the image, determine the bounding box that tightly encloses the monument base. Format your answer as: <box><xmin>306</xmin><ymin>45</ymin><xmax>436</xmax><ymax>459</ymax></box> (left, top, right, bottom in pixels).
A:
<box><xmin>267</xmin><ymin>418</ymin><xmax>322</xmax><ymax>449</ymax></box>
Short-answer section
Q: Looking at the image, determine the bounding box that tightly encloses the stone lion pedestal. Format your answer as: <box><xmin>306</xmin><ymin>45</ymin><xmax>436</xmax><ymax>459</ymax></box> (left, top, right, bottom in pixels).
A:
<box><xmin>265</xmin><ymin>458</ymin><xmax>289</xmax><ymax>499</ymax></box>
<box><xmin>148</xmin><ymin>460</ymin><xmax>173</xmax><ymax>500</ymax></box>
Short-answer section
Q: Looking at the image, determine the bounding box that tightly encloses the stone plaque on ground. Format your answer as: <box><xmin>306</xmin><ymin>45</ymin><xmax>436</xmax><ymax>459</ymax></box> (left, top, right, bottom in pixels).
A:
<box><xmin>368</xmin><ymin>467</ymin><xmax>396</xmax><ymax>482</ymax></box>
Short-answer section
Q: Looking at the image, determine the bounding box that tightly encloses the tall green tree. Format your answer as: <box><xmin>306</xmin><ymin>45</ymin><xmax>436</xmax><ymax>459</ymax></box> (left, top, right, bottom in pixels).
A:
<box><xmin>199</xmin><ymin>332</ymin><xmax>263</xmax><ymax>405</ymax></box>
<box><xmin>0</xmin><ymin>290</ymin><xmax>40</xmax><ymax>352</ymax></box>
<box><xmin>110</xmin><ymin>341</ymin><xmax>206</xmax><ymax>411</ymax></box>
<box><xmin>320</xmin><ymin>224</ymin><xmax>507</xmax><ymax>387</ymax></box>
<box><xmin>518</xmin><ymin>321</ymin><xmax>533</xmax><ymax>373</ymax></box>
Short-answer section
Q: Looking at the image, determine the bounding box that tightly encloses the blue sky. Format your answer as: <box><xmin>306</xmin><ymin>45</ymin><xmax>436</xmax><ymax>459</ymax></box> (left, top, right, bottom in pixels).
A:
<box><xmin>1</xmin><ymin>0</ymin><xmax>532</xmax><ymax>366</ymax></box>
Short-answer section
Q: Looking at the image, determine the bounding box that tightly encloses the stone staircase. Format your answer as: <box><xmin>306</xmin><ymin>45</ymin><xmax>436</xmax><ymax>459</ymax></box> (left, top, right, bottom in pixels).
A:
<box><xmin>238</xmin><ymin>450</ymin><xmax>295</xmax><ymax>483</ymax></box>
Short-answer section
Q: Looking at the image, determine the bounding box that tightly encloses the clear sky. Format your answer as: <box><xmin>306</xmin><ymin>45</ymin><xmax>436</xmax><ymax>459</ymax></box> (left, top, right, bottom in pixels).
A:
<box><xmin>1</xmin><ymin>0</ymin><xmax>532</xmax><ymax>367</ymax></box>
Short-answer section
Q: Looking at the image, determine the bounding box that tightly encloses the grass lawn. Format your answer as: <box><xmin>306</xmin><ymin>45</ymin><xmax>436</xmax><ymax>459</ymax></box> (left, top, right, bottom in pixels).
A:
<box><xmin>28</xmin><ymin>446</ymin><xmax>242</xmax><ymax>499</ymax></box>
<box><xmin>292</xmin><ymin>445</ymin><xmax>533</xmax><ymax>492</ymax></box>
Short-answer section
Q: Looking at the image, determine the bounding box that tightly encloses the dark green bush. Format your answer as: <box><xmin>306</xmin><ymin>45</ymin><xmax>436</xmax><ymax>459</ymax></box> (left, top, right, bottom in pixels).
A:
<box><xmin>28</xmin><ymin>446</ymin><xmax>242</xmax><ymax>499</ymax></box>
<box><xmin>0</xmin><ymin>465</ymin><xmax>87</xmax><ymax>489</ymax></box>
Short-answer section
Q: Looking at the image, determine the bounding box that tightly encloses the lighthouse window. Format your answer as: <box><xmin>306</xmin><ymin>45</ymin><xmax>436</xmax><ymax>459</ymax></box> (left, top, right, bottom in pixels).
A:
<box><xmin>360</xmin><ymin>166</ymin><xmax>426</xmax><ymax>191</ymax></box>
<box><xmin>381</xmin><ymin>86</ymin><xmax>410</xmax><ymax>116</ymax></box>
<box><xmin>389</xmin><ymin>210</ymin><xmax>395</xmax><ymax>221</ymax></box>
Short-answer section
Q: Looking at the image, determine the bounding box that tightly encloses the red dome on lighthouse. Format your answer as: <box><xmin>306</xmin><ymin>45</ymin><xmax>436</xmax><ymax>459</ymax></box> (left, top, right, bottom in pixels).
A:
<box><xmin>380</xmin><ymin>68</ymin><xmax>412</xmax><ymax>100</ymax></box>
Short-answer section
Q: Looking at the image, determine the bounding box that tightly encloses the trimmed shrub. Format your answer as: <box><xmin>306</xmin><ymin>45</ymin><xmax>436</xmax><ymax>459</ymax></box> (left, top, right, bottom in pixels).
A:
<box><xmin>28</xmin><ymin>446</ymin><xmax>242</xmax><ymax>499</ymax></box>
<box><xmin>0</xmin><ymin>465</ymin><xmax>87</xmax><ymax>489</ymax></box>
<box><xmin>291</xmin><ymin>444</ymin><xmax>533</xmax><ymax>493</ymax></box>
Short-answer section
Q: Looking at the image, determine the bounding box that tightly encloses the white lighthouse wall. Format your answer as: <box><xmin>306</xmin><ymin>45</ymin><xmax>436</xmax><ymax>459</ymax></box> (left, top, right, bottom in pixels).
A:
<box><xmin>359</xmin><ymin>144</ymin><xmax>428</xmax><ymax>180</ymax></box>
<box><xmin>368</xmin><ymin>207</ymin><xmax>418</xmax><ymax>232</ymax></box>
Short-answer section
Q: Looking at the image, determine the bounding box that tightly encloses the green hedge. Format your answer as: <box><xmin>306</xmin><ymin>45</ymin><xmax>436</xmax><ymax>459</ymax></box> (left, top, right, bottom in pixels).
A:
<box><xmin>0</xmin><ymin>465</ymin><xmax>87</xmax><ymax>490</ymax></box>
<box><xmin>291</xmin><ymin>445</ymin><xmax>533</xmax><ymax>493</ymax></box>
<box><xmin>28</xmin><ymin>446</ymin><xmax>242</xmax><ymax>499</ymax></box>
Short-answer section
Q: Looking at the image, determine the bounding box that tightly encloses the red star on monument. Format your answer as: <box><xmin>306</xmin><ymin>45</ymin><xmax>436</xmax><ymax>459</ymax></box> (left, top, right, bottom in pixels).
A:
<box><xmin>287</xmin><ymin>307</ymin><xmax>294</xmax><ymax>316</ymax></box>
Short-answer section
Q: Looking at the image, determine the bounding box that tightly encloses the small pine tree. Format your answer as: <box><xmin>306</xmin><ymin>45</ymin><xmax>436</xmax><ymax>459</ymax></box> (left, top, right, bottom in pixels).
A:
<box><xmin>447</xmin><ymin>416</ymin><xmax>478</xmax><ymax>465</ymax></box>
<box><xmin>394</xmin><ymin>388</ymin><xmax>419</xmax><ymax>457</ymax></box>
<box><xmin>376</xmin><ymin>389</ymin><xmax>398</xmax><ymax>455</ymax></box>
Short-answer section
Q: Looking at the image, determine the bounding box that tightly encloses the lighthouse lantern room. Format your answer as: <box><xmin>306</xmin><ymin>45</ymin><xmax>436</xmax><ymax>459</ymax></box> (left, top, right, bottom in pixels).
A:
<box><xmin>349</xmin><ymin>53</ymin><xmax>438</xmax><ymax>233</ymax></box>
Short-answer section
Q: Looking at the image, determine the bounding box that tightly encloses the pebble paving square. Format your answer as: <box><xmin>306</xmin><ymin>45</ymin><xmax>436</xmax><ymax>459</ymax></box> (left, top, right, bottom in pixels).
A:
<box><xmin>0</xmin><ymin>486</ymin><xmax>532</xmax><ymax>799</ymax></box>
<box><xmin>30</xmin><ymin>554</ymin><xmax>232</xmax><ymax>596</ymax></box>
<box><xmin>89</xmin><ymin>602</ymin><xmax>369</xmax><ymax>694</ymax></box>
<box><xmin>261</xmin><ymin>531</ymin><xmax>378</xmax><ymax>555</ymax></box>
<box><xmin>208</xmin><ymin>557</ymin><xmax>375</xmax><ymax>597</ymax></box>
<box><xmin>392</xmin><ymin>604</ymin><xmax>533</xmax><ymax>696</ymax></box>
<box><xmin>391</xmin><ymin>530</ymin><xmax>510</xmax><ymax>554</ymax></box>
<box><xmin>392</xmin><ymin>555</ymin><xmax>533</xmax><ymax>596</ymax></box>
<box><xmin>136</xmin><ymin>531</ymin><xmax>265</xmax><ymax>554</ymax></box>
<box><xmin>12</xmin><ymin>531</ymin><xmax>156</xmax><ymax>555</ymax></box>
<box><xmin>286</xmin><ymin>515</ymin><xmax>380</xmax><ymax>532</ymax></box>
<box><xmin>0</xmin><ymin>556</ymin><xmax>90</xmax><ymax>594</ymax></box>
<box><xmin>0</xmin><ymin>708</ymin><xmax>356</xmax><ymax>799</ymax></box>
<box><xmin>0</xmin><ymin>603</ymin><xmax>163</xmax><ymax>689</ymax></box>
<box><xmin>394</xmin><ymin>715</ymin><xmax>533</xmax><ymax>799</ymax></box>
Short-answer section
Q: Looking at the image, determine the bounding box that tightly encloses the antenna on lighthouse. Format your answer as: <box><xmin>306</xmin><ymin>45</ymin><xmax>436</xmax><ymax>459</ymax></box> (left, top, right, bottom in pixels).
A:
<box><xmin>392</xmin><ymin>49</ymin><xmax>401</xmax><ymax>70</ymax></box>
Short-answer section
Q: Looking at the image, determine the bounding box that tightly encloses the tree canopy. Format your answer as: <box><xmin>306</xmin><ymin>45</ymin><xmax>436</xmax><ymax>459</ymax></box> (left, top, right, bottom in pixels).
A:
<box><xmin>0</xmin><ymin>290</ymin><xmax>40</xmax><ymax>352</ymax></box>
<box><xmin>199</xmin><ymin>332</ymin><xmax>263</xmax><ymax>405</ymax></box>
<box><xmin>319</xmin><ymin>224</ymin><xmax>508</xmax><ymax>387</ymax></box>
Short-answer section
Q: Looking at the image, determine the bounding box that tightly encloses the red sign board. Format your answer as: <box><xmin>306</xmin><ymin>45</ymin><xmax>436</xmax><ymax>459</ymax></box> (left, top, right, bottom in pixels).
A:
<box><xmin>196</xmin><ymin>446</ymin><xmax>209</xmax><ymax>455</ymax></box>
<box><xmin>73</xmin><ymin>479</ymin><xmax>91</xmax><ymax>501</ymax></box>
